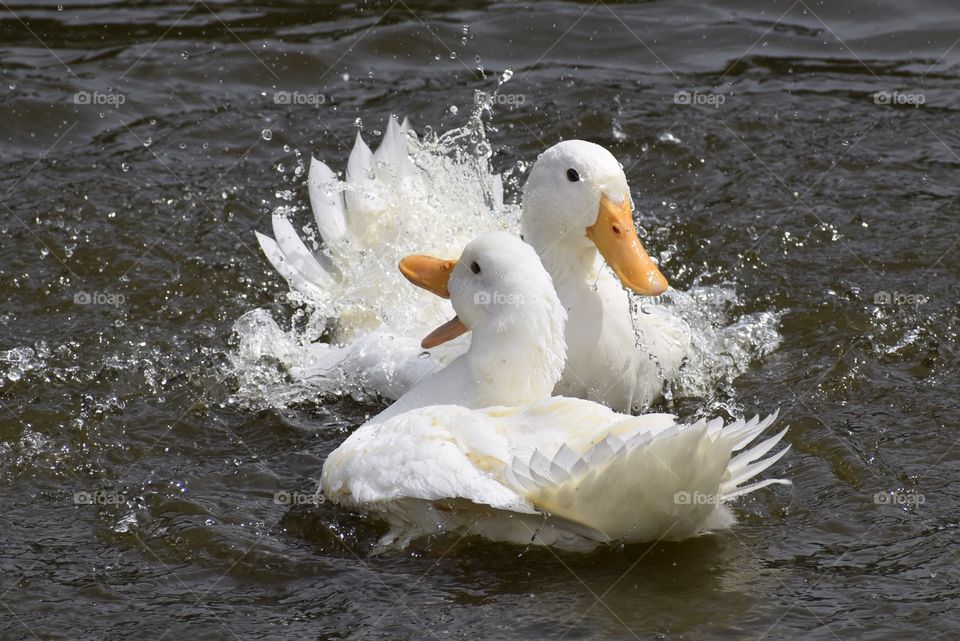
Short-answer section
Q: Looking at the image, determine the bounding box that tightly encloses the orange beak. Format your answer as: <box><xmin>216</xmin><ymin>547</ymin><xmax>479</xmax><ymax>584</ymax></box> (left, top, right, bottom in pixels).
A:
<box><xmin>398</xmin><ymin>254</ymin><xmax>469</xmax><ymax>348</ymax></box>
<box><xmin>398</xmin><ymin>255</ymin><xmax>458</xmax><ymax>299</ymax></box>
<box><xmin>420</xmin><ymin>316</ymin><xmax>469</xmax><ymax>348</ymax></box>
<box><xmin>586</xmin><ymin>194</ymin><xmax>668</xmax><ymax>296</ymax></box>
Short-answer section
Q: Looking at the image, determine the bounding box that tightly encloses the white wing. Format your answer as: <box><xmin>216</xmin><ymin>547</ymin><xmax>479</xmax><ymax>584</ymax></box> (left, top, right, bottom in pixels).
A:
<box><xmin>501</xmin><ymin>406</ymin><xmax>790</xmax><ymax>542</ymax></box>
<box><xmin>252</xmin><ymin>116</ymin><xmax>514</xmax><ymax>400</ymax></box>
<box><xmin>322</xmin><ymin>398</ymin><xmax>789</xmax><ymax>549</ymax></box>
<box><xmin>321</xmin><ymin>405</ymin><xmax>534</xmax><ymax>515</ymax></box>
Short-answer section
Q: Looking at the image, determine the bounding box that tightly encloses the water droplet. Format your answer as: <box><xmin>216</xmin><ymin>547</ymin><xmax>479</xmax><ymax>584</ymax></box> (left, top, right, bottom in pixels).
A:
<box><xmin>342</xmin><ymin>73</ymin><xmax>349</xmax><ymax>82</ymax></box>
<box><xmin>142</xmin><ymin>136</ymin><xmax>152</xmax><ymax>147</ymax></box>
<box><xmin>121</xmin><ymin>162</ymin><xmax>130</xmax><ymax>172</ymax></box>
<box><xmin>180</xmin><ymin>51</ymin><xmax>189</xmax><ymax>60</ymax></box>
<box><xmin>500</xmin><ymin>68</ymin><xmax>513</xmax><ymax>84</ymax></box>
<box><xmin>449</xmin><ymin>105</ymin><xmax>459</xmax><ymax>115</ymax></box>
<box><xmin>261</xmin><ymin>128</ymin><xmax>273</xmax><ymax>141</ymax></box>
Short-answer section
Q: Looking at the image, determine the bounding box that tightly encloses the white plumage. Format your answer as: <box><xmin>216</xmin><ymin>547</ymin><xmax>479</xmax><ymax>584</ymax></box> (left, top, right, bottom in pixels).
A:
<box><xmin>319</xmin><ymin>232</ymin><xmax>790</xmax><ymax>551</ymax></box>
<box><xmin>255</xmin><ymin>118</ymin><xmax>692</xmax><ymax>412</ymax></box>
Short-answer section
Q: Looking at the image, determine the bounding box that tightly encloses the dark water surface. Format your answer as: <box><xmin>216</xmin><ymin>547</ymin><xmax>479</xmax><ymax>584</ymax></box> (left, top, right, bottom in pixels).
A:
<box><xmin>2</xmin><ymin>1</ymin><xmax>960</xmax><ymax>639</ymax></box>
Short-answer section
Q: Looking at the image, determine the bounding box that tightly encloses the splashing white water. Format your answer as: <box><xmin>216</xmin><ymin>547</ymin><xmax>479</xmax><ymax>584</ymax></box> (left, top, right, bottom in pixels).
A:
<box><xmin>229</xmin><ymin>94</ymin><xmax>781</xmax><ymax>411</ymax></box>
<box><xmin>634</xmin><ymin>286</ymin><xmax>782</xmax><ymax>403</ymax></box>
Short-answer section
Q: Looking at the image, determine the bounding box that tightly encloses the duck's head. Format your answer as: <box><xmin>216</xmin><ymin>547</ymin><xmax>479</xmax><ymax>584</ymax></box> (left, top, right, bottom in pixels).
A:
<box><xmin>399</xmin><ymin>231</ymin><xmax>567</xmax><ymax>394</ymax></box>
<box><xmin>520</xmin><ymin>140</ymin><xmax>668</xmax><ymax>296</ymax></box>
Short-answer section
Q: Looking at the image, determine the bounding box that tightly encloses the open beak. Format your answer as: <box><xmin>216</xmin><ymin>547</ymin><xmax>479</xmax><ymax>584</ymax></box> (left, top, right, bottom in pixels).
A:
<box><xmin>586</xmin><ymin>194</ymin><xmax>669</xmax><ymax>296</ymax></box>
<box><xmin>421</xmin><ymin>316</ymin><xmax>469</xmax><ymax>348</ymax></box>
<box><xmin>398</xmin><ymin>254</ymin><xmax>470</xmax><ymax>348</ymax></box>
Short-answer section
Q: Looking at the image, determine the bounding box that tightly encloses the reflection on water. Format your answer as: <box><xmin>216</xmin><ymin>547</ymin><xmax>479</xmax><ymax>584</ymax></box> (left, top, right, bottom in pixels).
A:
<box><xmin>1</xmin><ymin>0</ymin><xmax>959</xmax><ymax>639</ymax></box>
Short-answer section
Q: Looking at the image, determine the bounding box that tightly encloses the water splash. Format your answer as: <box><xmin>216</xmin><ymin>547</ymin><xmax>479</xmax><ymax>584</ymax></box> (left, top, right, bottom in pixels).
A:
<box><xmin>229</xmin><ymin>98</ymin><xmax>782</xmax><ymax>412</ymax></box>
<box><xmin>230</xmin><ymin>97</ymin><xmax>519</xmax><ymax>408</ymax></box>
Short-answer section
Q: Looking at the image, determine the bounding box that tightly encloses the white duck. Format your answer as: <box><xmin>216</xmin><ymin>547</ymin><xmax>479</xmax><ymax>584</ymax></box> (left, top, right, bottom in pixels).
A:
<box><xmin>256</xmin><ymin>118</ymin><xmax>690</xmax><ymax>412</ymax></box>
<box><xmin>321</xmin><ymin>232</ymin><xmax>790</xmax><ymax>551</ymax></box>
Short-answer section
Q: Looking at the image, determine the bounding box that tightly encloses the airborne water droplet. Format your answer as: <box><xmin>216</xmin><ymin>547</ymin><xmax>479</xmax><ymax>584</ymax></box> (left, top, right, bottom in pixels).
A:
<box><xmin>261</xmin><ymin>128</ymin><xmax>273</xmax><ymax>141</ymax></box>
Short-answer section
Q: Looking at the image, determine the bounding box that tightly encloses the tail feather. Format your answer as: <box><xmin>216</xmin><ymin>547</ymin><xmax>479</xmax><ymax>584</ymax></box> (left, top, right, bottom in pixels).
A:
<box><xmin>728</xmin><ymin>409</ymin><xmax>780</xmax><ymax>451</ymax></box>
<box><xmin>726</xmin><ymin>426</ymin><xmax>788</xmax><ymax>473</ymax></box>
<box><xmin>721</xmin><ymin>477</ymin><xmax>791</xmax><ymax>501</ymax></box>
<box><xmin>373</xmin><ymin>115</ymin><xmax>417</xmax><ymax>183</ymax></box>
<box><xmin>345</xmin><ymin>131</ymin><xmax>385</xmax><ymax>221</ymax></box>
<box><xmin>503</xmin><ymin>413</ymin><xmax>790</xmax><ymax>542</ymax></box>
<box><xmin>721</xmin><ymin>443</ymin><xmax>792</xmax><ymax>495</ymax></box>
<box><xmin>270</xmin><ymin>212</ymin><xmax>336</xmax><ymax>289</ymax></box>
<box><xmin>254</xmin><ymin>231</ymin><xmax>329</xmax><ymax>303</ymax></box>
<box><xmin>307</xmin><ymin>156</ymin><xmax>348</xmax><ymax>245</ymax></box>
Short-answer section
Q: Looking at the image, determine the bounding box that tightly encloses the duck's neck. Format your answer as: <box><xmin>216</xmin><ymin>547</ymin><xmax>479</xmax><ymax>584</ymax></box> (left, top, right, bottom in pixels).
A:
<box><xmin>527</xmin><ymin>233</ymin><xmax>603</xmax><ymax>296</ymax></box>
<box><xmin>465</xmin><ymin>306</ymin><xmax>566</xmax><ymax>407</ymax></box>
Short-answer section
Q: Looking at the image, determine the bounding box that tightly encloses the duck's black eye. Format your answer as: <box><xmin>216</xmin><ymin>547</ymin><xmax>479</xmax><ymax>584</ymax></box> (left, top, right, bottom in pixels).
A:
<box><xmin>470</xmin><ymin>261</ymin><xmax>481</xmax><ymax>274</ymax></box>
<box><xmin>566</xmin><ymin>168</ymin><xmax>580</xmax><ymax>182</ymax></box>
